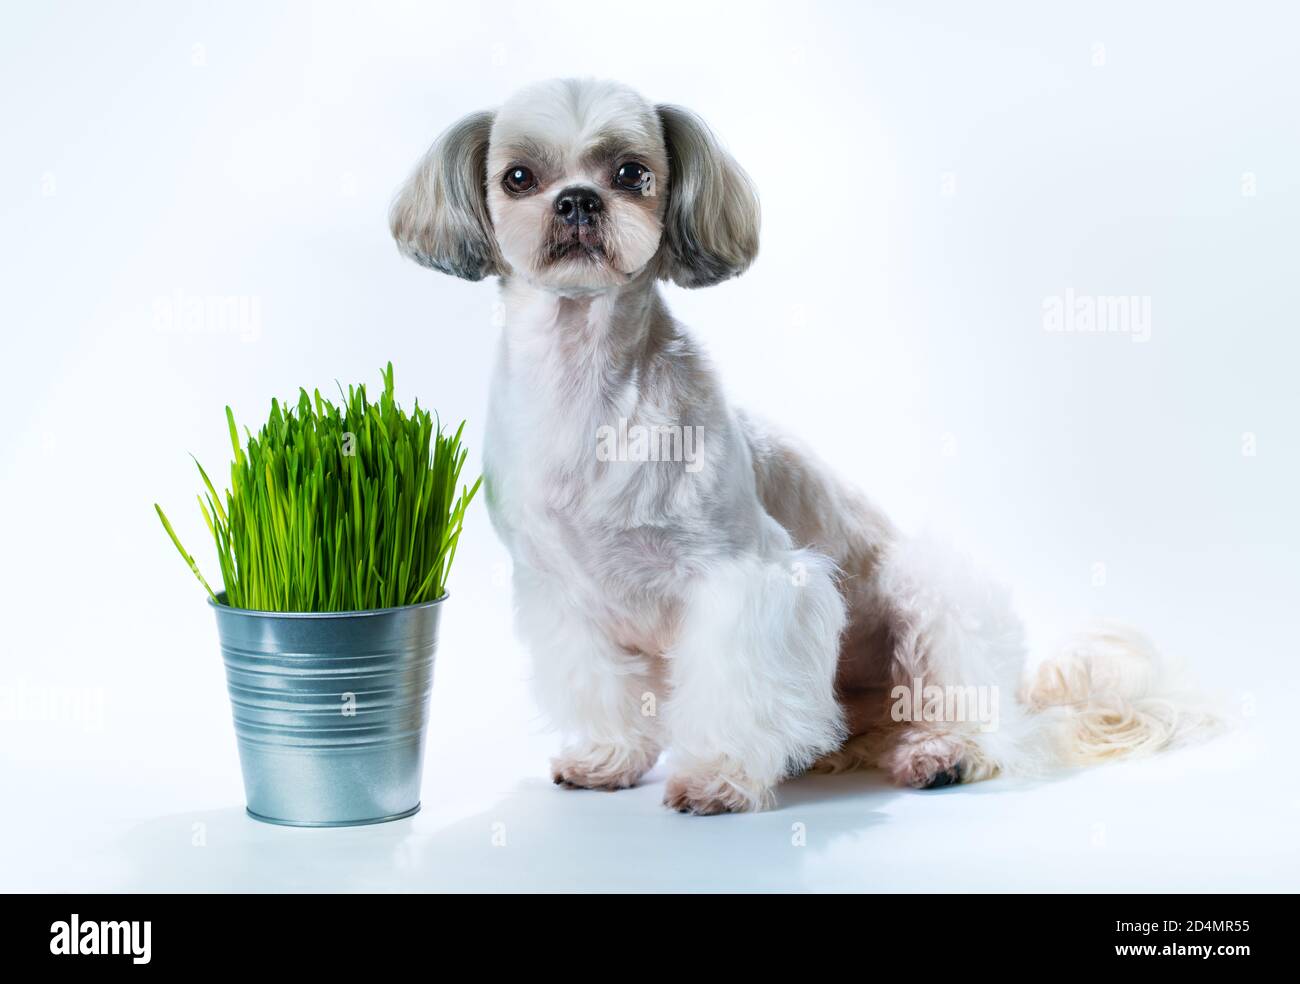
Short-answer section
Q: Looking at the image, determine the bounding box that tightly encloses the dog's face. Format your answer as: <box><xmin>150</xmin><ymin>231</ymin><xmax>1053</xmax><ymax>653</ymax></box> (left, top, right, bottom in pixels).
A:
<box><xmin>485</xmin><ymin>80</ymin><xmax>668</xmax><ymax>291</ymax></box>
<box><xmin>390</xmin><ymin>78</ymin><xmax>760</xmax><ymax>292</ymax></box>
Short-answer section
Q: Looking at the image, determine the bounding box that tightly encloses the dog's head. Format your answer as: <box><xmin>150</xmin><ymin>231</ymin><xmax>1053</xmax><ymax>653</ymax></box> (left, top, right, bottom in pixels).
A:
<box><xmin>390</xmin><ymin>78</ymin><xmax>760</xmax><ymax>292</ymax></box>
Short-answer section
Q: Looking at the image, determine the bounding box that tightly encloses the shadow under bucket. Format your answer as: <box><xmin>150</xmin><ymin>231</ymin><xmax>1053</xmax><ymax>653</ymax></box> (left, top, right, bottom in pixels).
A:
<box><xmin>210</xmin><ymin>593</ymin><xmax>443</xmax><ymax>827</ymax></box>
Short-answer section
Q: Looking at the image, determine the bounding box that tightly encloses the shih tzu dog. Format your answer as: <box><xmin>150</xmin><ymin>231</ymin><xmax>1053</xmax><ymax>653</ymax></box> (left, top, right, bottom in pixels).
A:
<box><xmin>390</xmin><ymin>78</ymin><xmax>1215</xmax><ymax>814</ymax></box>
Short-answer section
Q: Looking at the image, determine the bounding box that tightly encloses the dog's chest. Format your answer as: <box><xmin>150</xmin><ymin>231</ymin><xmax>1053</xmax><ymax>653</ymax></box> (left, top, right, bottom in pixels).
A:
<box><xmin>482</xmin><ymin>366</ymin><xmax>710</xmax><ymax>613</ymax></box>
<box><xmin>485</xmin><ymin>389</ymin><xmax>686</xmax><ymax>585</ymax></box>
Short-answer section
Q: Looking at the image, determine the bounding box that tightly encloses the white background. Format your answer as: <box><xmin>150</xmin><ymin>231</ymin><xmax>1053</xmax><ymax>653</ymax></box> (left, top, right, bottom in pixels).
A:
<box><xmin>1</xmin><ymin>1</ymin><xmax>1297</xmax><ymax>891</ymax></box>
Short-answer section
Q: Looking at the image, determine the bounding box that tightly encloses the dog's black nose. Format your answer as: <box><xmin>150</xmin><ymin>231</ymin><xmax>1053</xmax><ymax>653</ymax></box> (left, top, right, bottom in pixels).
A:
<box><xmin>554</xmin><ymin>187</ymin><xmax>603</xmax><ymax>226</ymax></box>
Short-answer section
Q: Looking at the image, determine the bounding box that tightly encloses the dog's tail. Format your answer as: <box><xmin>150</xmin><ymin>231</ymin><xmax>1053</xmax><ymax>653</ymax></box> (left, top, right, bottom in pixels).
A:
<box><xmin>1018</xmin><ymin>619</ymin><xmax>1222</xmax><ymax>767</ymax></box>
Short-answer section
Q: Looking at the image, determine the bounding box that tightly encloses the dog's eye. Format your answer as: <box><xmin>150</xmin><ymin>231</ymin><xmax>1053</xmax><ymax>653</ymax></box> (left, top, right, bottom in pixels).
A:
<box><xmin>614</xmin><ymin>162</ymin><xmax>647</xmax><ymax>191</ymax></box>
<box><xmin>503</xmin><ymin>166</ymin><xmax>537</xmax><ymax>194</ymax></box>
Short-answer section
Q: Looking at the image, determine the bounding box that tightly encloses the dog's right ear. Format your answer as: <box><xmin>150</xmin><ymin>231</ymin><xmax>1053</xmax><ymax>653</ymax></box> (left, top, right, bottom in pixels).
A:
<box><xmin>389</xmin><ymin>110</ymin><xmax>503</xmax><ymax>281</ymax></box>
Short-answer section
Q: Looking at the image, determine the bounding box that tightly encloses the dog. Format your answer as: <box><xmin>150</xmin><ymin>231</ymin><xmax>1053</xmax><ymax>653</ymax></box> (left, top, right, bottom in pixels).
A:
<box><xmin>390</xmin><ymin>78</ymin><xmax>1217</xmax><ymax>814</ymax></box>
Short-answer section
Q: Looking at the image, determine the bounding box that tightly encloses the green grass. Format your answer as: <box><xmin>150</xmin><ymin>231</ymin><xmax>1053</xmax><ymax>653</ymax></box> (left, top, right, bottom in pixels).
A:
<box><xmin>156</xmin><ymin>363</ymin><xmax>480</xmax><ymax>612</ymax></box>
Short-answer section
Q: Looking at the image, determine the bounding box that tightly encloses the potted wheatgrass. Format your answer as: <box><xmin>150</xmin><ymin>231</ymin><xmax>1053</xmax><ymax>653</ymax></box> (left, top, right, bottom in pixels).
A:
<box><xmin>156</xmin><ymin>364</ymin><xmax>479</xmax><ymax>826</ymax></box>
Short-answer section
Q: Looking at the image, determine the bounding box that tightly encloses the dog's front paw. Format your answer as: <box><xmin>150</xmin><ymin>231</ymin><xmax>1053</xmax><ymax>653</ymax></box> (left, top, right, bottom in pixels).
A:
<box><xmin>663</xmin><ymin>769</ymin><xmax>773</xmax><ymax>815</ymax></box>
<box><xmin>551</xmin><ymin>742</ymin><xmax>658</xmax><ymax>791</ymax></box>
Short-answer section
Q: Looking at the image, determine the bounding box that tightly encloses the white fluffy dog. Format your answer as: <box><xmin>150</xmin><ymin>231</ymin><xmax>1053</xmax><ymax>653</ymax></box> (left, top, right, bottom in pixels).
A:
<box><xmin>391</xmin><ymin>78</ymin><xmax>1216</xmax><ymax>814</ymax></box>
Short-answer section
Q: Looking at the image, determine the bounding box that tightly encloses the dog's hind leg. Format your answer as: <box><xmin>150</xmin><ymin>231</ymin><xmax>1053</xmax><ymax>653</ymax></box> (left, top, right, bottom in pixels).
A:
<box><xmin>872</xmin><ymin>534</ymin><xmax>1035</xmax><ymax>788</ymax></box>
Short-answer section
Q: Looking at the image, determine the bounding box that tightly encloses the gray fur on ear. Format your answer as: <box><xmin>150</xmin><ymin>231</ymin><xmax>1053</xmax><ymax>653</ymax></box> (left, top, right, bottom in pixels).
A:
<box><xmin>389</xmin><ymin>110</ymin><xmax>504</xmax><ymax>281</ymax></box>
<box><xmin>655</xmin><ymin>104</ymin><xmax>761</xmax><ymax>289</ymax></box>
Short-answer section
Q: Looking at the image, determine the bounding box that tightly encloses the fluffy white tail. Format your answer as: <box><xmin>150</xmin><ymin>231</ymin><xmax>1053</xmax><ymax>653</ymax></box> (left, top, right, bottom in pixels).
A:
<box><xmin>1020</xmin><ymin>620</ymin><xmax>1222</xmax><ymax>766</ymax></box>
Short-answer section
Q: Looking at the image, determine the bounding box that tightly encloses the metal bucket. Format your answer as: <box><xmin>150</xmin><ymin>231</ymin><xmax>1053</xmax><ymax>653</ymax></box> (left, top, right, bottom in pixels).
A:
<box><xmin>210</xmin><ymin>593</ymin><xmax>443</xmax><ymax>827</ymax></box>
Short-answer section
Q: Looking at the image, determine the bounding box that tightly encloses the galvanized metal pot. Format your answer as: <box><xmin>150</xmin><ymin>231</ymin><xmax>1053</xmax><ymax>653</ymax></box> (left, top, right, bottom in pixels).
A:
<box><xmin>210</xmin><ymin>593</ymin><xmax>443</xmax><ymax>827</ymax></box>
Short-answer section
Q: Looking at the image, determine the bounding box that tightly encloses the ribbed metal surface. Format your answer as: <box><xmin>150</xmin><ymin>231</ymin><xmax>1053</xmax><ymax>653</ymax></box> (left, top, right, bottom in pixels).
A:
<box><xmin>210</xmin><ymin>593</ymin><xmax>443</xmax><ymax>827</ymax></box>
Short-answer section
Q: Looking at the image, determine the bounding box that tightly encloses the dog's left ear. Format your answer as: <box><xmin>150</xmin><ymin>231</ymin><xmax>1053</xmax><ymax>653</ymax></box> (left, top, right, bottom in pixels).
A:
<box><xmin>389</xmin><ymin>110</ymin><xmax>504</xmax><ymax>281</ymax></box>
<box><xmin>655</xmin><ymin>104</ymin><xmax>761</xmax><ymax>289</ymax></box>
